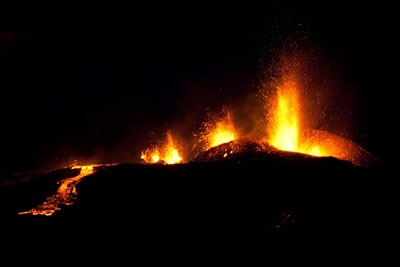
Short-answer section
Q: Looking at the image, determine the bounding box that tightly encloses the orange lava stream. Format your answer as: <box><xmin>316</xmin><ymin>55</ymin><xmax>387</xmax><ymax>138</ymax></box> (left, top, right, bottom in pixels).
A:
<box><xmin>18</xmin><ymin>164</ymin><xmax>113</xmax><ymax>216</ymax></box>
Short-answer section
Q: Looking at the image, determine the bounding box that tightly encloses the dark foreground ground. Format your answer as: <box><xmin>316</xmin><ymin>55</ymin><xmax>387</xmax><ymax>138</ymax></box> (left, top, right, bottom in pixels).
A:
<box><xmin>0</xmin><ymin>150</ymin><xmax>395</xmax><ymax>258</ymax></box>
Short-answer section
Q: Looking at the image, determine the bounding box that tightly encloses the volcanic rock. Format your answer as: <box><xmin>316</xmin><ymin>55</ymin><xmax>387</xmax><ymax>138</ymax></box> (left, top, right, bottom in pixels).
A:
<box><xmin>1</xmin><ymin>140</ymin><xmax>391</xmax><ymax>253</ymax></box>
<box><xmin>192</xmin><ymin>138</ymin><xmax>353</xmax><ymax>168</ymax></box>
<box><xmin>303</xmin><ymin>129</ymin><xmax>379</xmax><ymax>167</ymax></box>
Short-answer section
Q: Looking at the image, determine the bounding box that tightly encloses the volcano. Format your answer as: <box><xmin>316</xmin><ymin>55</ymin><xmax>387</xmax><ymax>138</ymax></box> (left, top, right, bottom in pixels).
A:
<box><xmin>2</xmin><ymin>138</ymin><xmax>382</xmax><ymax>216</ymax></box>
<box><xmin>1</xmin><ymin>135</ymin><xmax>392</xmax><ymax>254</ymax></box>
<box><xmin>3</xmin><ymin>136</ymin><xmax>380</xmax><ymax>217</ymax></box>
<box><xmin>2</xmin><ymin>49</ymin><xmax>383</xmax><ymax>246</ymax></box>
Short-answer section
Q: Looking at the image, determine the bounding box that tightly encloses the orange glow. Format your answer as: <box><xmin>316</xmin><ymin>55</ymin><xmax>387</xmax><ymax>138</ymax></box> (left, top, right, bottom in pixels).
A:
<box><xmin>18</xmin><ymin>164</ymin><xmax>111</xmax><ymax>216</ymax></box>
<box><xmin>202</xmin><ymin>110</ymin><xmax>237</xmax><ymax>149</ymax></box>
<box><xmin>141</xmin><ymin>149</ymin><xmax>161</xmax><ymax>163</ymax></box>
<box><xmin>299</xmin><ymin>129</ymin><xmax>377</xmax><ymax>167</ymax></box>
<box><xmin>268</xmin><ymin>78</ymin><xmax>301</xmax><ymax>152</ymax></box>
<box><xmin>267</xmin><ymin>76</ymin><xmax>331</xmax><ymax>158</ymax></box>
<box><xmin>306</xmin><ymin>146</ymin><xmax>321</xmax><ymax>157</ymax></box>
<box><xmin>265</xmin><ymin>73</ymin><xmax>376</xmax><ymax>166</ymax></box>
<box><xmin>141</xmin><ymin>132</ymin><xmax>183</xmax><ymax>164</ymax></box>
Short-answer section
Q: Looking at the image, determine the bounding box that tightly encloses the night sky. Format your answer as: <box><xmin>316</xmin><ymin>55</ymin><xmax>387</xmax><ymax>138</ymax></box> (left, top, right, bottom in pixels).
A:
<box><xmin>1</xmin><ymin>3</ymin><xmax>396</xmax><ymax>176</ymax></box>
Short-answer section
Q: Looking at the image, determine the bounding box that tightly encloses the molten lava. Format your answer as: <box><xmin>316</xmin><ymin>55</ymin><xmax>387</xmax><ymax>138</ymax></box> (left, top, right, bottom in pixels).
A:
<box><xmin>202</xmin><ymin>110</ymin><xmax>237</xmax><ymax>149</ymax></box>
<box><xmin>141</xmin><ymin>132</ymin><xmax>183</xmax><ymax>164</ymax></box>
<box><xmin>264</xmin><ymin>73</ymin><xmax>379</xmax><ymax>167</ymax></box>
<box><xmin>15</xmin><ymin>43</ymin><xmax>380</xmax><ymax>220</ymax></box>
<box><xmin>267</xmin><ymin>76</ymin><xmax>329</xmax><ymax>157</ymax></box>
<box><xmin>268</xmin><ymin>77</ymin><xmax>301</xmax><ymax>152</ymax></box>
<box><xmin>19</xmin><ymin>164</ymin><xmax>99</xmax><ymax>216</ymax></box>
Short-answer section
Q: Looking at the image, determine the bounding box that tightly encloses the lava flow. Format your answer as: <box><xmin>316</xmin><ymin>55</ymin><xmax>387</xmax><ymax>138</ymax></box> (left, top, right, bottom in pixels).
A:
<box><xmin>141</xmin><ymin>132</ymin><xmax>183</xmax><ymax>164</ymax></box>
<box><xmin>18</xmin><ymin>164</ymin><xmax>111</xmax><ymax>216</ymax></box>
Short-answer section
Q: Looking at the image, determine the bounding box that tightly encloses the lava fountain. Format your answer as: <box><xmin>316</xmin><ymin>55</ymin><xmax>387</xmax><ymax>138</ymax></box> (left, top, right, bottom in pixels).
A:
<box><xmin>266</xmin><ymin>71</ymin><xmax>377</xmax><ymax>167</ymax></box>
<box><xmin>268</xmin><ymin>76</ymin><xmax>302</xmax><ymax>153</ymax></box>
<box><xmin>141</xmin><ymin>132</ymin><xmax>183</xmax><ymax>164</ymax></box>
<box><xmin>202</xmin><ymin>109</ymin><xmax>237</xmax><ymax>150</ymax></box>
<box><xmin>267</xmin><ymin>74</ymin><xmax>322</xmax><ymax>156</ymax></box>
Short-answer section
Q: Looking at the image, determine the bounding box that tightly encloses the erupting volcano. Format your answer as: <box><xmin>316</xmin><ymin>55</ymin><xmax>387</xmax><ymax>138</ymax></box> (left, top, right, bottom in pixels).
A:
<box><xmin>2</xmin><ymin>4</ymin><xmax>392</xmax><ymax>256</ymax></box>
<box><xmin>10</xmin><ymin>44</ymin><xmax>379</xmax><ymax>218</ymax></box>
<box><xmin>136</xmin><ymin>65</ymin><xmax>376</xmax><ymax>168</ymax></box>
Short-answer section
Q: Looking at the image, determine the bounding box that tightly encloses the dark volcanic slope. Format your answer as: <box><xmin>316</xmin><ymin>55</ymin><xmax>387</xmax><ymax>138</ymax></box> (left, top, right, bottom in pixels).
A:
<box><xmin>66</xmin><ymin>157</ymin><xmax>389</xmax><ymax>244</ymax></box>
<box><xmin>192</xmin><ymin>138</ymin><xmax>350</xmax><ymax>166</ymax></box>
<box><xmin>1</xmin><ymin>140</ymin><xmax>392</xmax><ymax>250</ymax></box>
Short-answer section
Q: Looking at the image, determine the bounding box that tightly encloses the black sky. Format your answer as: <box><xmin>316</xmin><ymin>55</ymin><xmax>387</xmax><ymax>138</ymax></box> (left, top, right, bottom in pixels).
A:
<box><xmin>1</xmin><ymin>3</ymin><xmax>396</xmax><ymax>176</ymax></box>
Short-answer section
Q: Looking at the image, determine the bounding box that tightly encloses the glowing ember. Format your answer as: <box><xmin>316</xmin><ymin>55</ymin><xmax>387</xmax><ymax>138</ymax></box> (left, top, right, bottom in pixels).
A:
<box><xmin>18</xmin><ymin>164</ymin><xmax>109</xmax><ymax>216</ymax></box>
<box><xmin>202</xmin><ymin>110</ymin><xmax>237</xmax><ymax>149</ymax></box>
<box><xmin>141</xmin><ymin>132</ymin><xmax>183</xmax><ymax>164</ymax></box>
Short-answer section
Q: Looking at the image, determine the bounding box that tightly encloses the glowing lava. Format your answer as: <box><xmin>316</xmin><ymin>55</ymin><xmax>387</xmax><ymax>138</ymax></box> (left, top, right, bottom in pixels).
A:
<box><xmin>141</xmin><ymin>132</ymin><xmax>183</xmax><ymax>164</ymax></box>
<box><xmin>202</xmin><ymin>110</ymin><xmax>237</xmax><ymax>149</ymax></box>
<box><xmin>268</xmin><ymin>77</ymin><xmax>301</xmax><ymax>152</ymax></box>
<box><xmin>18</xmin><ymin>164</ymin><xmax>104</xmax><ymax>216</ymax></box>
<box><xmin>267</xmin><ymin>76</ymin><xmax>325</xmax><ymax>157</ymax></box>
<box><xmin>264</xmin><ymin>73</ymin><xmax>379</xmax><ymax>167</ymax></box>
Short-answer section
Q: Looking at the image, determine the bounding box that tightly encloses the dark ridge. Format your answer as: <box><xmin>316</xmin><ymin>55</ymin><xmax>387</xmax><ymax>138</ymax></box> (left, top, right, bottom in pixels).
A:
<box><xmin>1</xmin><ymin>143</ymin><xmax>392</xmax><ymax>253</ymax></box>
<box><xmin>192</xmin><ymin>138</ymin><xmax>353</xmax><ymax>168</ymax></box>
